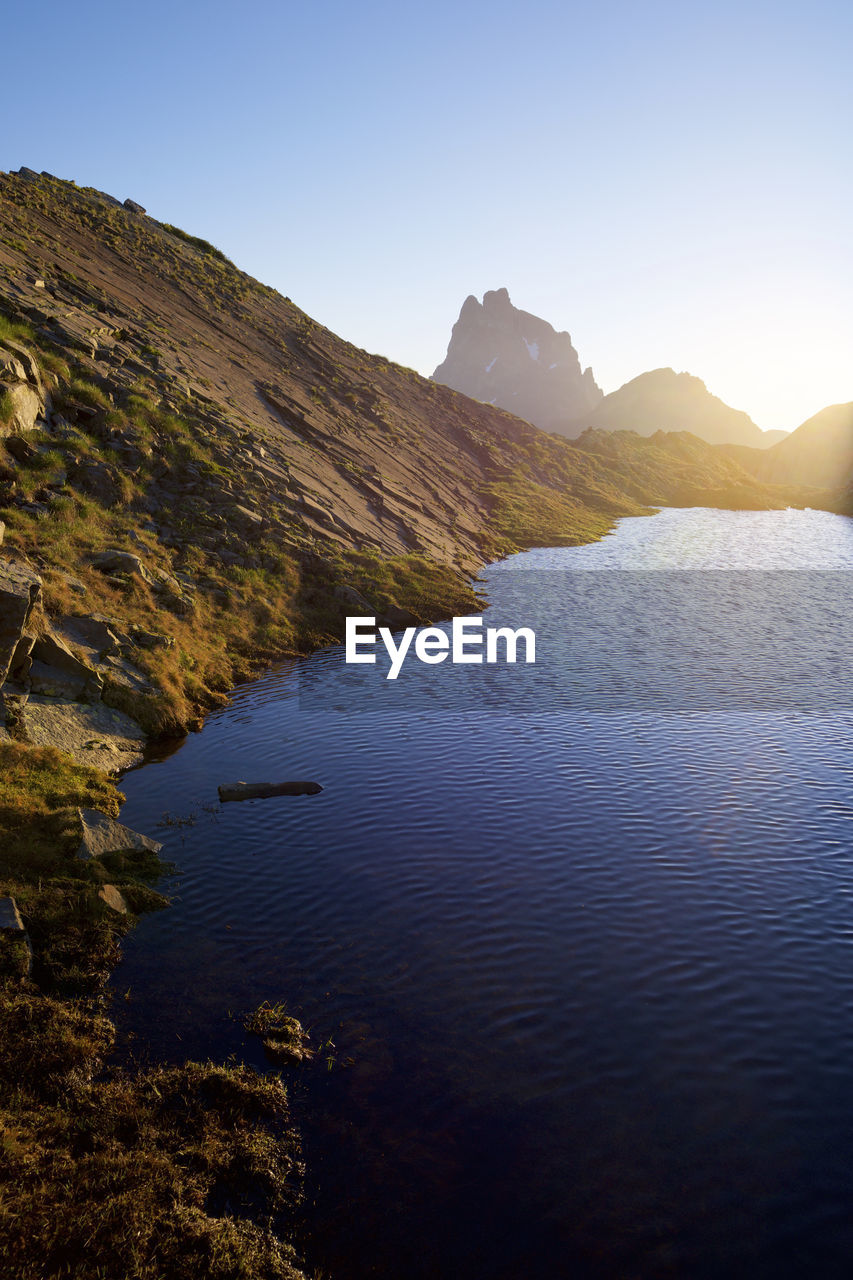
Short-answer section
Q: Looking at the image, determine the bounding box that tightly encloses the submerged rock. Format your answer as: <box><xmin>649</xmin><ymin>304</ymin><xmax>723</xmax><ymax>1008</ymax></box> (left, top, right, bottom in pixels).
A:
<box><xmin>218</xmin><ymin>780</ymin><xmax>323</xmax><ymax>802</ymax></box>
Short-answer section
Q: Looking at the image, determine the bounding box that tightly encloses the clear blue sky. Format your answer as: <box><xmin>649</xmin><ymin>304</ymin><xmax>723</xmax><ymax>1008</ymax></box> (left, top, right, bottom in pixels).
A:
<box><xmin>6</xmin><ymin>0</ymin><xmax>851</xmax><ymax>431</ymax></box>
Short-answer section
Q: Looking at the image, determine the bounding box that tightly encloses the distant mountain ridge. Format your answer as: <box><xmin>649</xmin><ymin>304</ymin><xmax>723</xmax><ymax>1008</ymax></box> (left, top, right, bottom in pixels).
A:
<box><xmin>433</xmin><ymin>288</ymin><xmax>602</xmax><ymax>433</ymax></box>
<box><xmin>720</xmin><ymin>402</ymin><xmax>853</xmax><ymax>507</ymax></box>
<box><xmin>434</xmin><ymin>293</ymin><xmax>787</xmax><ymax>450</ymax></box>
<box><xmin>567</xmin><ymin>368</ymin><xmax>786</xmax><ymax>449</ymax></box>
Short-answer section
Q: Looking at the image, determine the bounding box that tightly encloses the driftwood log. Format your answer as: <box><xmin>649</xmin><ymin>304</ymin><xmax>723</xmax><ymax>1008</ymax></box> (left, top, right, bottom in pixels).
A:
<box><xmin>217</xmin><ymin>780</ymin><xmax>323</xmax><ymax>802</ymax></box>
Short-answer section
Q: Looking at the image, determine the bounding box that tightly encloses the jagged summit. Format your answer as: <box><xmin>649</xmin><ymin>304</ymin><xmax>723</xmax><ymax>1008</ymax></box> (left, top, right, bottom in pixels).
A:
<box><xmin>432</xmin><ymin>288</ymin><xmax>602</xmax><ymax>433</ymax></box>
<box><xmin>570</xmin><ymin>367</ymin><xmax>782</xmax><ymax>449</ymax></box>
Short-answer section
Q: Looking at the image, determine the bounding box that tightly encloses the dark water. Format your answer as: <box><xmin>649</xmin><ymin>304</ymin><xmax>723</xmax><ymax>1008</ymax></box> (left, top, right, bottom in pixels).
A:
<box><xmin>113</xmin><ymin>507</ymin><xmax>853</xmax><ymax>1279</ymax></box>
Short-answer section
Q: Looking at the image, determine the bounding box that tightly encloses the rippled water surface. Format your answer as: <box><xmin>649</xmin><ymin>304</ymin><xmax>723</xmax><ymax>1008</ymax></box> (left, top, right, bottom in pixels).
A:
<box><xmin>115</xmin><ymin>508</ymin><xmax>853</xmax><ymax>1279</ymax></box>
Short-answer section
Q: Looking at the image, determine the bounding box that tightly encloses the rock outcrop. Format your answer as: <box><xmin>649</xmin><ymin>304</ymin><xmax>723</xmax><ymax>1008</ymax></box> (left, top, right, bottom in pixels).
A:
<box><xmin>0</xmin><ymin>559</ymin><xmax>42</xmax><ymax>684</ymax></box>
<box><xmin>568</xmin><ymin>368</ymin><xmax>783</xmax><ymax>448</ymax></box>
<box><xmin>17</xmin><ymin>697</ymin><xmax>147</xmax><ymax>771</ymax></box>
<box><xmin>0</xmin><ymin>339</ymin><xmax>48</xmax><ymax>436</ymax></box>
<box><xmin>0</xmin><ymin>553</ymin><xmax>154</xmax><ymax>768</ymax></box>
<box><xmin>433</xmin><ymin>288</ymin><xmax>602</xmax><ymax>433</ymax></box>
<box><xmin>76</xmin><ymin>807</ymin><xmax>163</xmax><ymax>861</ymax></box>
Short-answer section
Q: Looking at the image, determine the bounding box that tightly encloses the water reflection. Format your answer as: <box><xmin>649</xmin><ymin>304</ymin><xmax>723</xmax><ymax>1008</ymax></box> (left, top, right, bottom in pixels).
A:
<box><xmin>113</xmin><ymin>508</ymin><xmax>853</xmax><ymax>1279</ymax></box>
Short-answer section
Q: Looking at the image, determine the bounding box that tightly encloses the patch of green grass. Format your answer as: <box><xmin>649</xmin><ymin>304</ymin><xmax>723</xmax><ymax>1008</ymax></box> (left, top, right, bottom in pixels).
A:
<box><xmin>0</xmin><ymin>1039</ymin><xmax>309</xmax><ymax>1280</ymax></box>
<box><xmin>0</xmin><ymin>314</ymin><xmax>35</xmax><ymax>344</ymax></box>
<box><xmin>244</xmin><ymin>1001</ymin><xmax>314</xmax><ymax>1063</ymax></box>
<box><xmin>0</xmin><ymin>387</ymin><xmax>15</xmax><ymax>425</ymax></box>
<box><xmin>0</xmin><ymin>744</ymin><xmax>168</xmax><ymax>994</ymax></box>
<box><xmin>163</xmin><ymin>223</ymin><xmax>233</xmax><ymax>266</ymax></box>
<box><xmin>484</xmin><ymin>474</ymin><xmax>619</xmax><ymax>550</ymax></box>
<box><xmin>57</xmin><ymin>377</ymin><xmax>111</xmax><ymax>412</ymax></box>
<box><xmin>36</xmin><ymin>347</ymin><xmax>71</xmax><ymax>380</ymax></box>
<box><xmin>0</xmin><ymin>742</ymin><xmax>120</xmax><ymax>876</ymax></box>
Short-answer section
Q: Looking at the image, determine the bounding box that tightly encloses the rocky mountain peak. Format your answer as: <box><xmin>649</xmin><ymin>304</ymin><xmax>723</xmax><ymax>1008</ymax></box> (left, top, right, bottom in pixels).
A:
<box><xmin>433</xmin><ymin>289</ymin><xmax>602</xmax><ymax>433</ymax></box>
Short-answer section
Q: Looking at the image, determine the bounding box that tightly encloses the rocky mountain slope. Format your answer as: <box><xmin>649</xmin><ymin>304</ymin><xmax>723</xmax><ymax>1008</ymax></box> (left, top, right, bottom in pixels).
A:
<box><xmin>433</xmin><ymin>287</ymin><xmax>602</xmax><ymax>432</ymax></box>
<box><xmin>568</xmin><ymin>367</ymin><xmax>786</xmax><ymax>448</ymax></box>
<box><xmin>721</xmin><ymin>402</ymin><xmax>853</xmax><ymax>503</ymax></box>
<box><xmin>0</xmin><ymin>169</ymin><xmax>822</xmax><ymax>751</ymax></box>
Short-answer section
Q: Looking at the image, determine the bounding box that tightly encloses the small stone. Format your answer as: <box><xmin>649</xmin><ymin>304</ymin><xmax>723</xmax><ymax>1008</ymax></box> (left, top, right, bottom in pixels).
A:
<box><xmin>98</xmin><ymin>884</ymin><xmax>128</xmax><ymax>914</ymax></box>
<box><xmin>5</xmin><ymin>436</ymin><xmax>36</xmax><ymax>464</ymax></box>
<box><xmin>129</xmin><ymin>625</ymin><xmax>174</xmax><ymax>651</ymax></box>
<box><xmin>50</xmin><ymin>569</ymin><xmax>87</xmax><ymax>596</ymax></box>
<box><xmin>91</xmin><ymin>549</ymin><xmax>152</xmax><ymax>582</ymax></box>
<box><xmin>233</xmin><ymin>504</ymin><xmax>264</xmax><ymax>528</ymax></box>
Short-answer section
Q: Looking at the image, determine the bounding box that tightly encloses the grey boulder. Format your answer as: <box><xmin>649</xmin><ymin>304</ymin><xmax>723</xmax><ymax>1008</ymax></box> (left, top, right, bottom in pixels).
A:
<box><xmin>76</xmin><ymin>808</ymin><xmax>163</xmax><ymax>861</ymax></box>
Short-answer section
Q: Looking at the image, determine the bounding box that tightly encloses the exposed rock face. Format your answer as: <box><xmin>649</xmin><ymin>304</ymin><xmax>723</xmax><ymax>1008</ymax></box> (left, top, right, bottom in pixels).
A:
<box><xmin>19</xmin><ymin>698</ymin><xmax>147</xmax><ymax>771</ymax></box>
<box><xmin>569</xmin><ymin>368</ymin><xmax>780</xmax><ymax>448</ymax></box>
<box><xmin>433</xmin><ymin>288</ymin><xmax>602</xmax><ymax>433</ymax></box>
<box><xmin>0</xmin><ymin>339</ymin><xmax>48</xmax><ymax>436</ymax></box>
<box><xmin>28</xmin><ymin>633</ymin><xmax>103</xmax><ymax>701</ymax></box>
<box><xmin>0</xmin><ymin>555</ymin><xmax>155</xmax><ymax>767</ymax></box>
<box><xmin>0</xmin><ymin>559</ymin><xmax>42</xmax><ymax>685</ymax></box>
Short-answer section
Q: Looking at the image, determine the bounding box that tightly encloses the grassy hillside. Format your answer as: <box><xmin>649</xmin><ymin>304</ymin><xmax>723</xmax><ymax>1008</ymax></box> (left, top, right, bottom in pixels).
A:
<box><xmin>718</xmin><ymin>402</ymin><xmax>853</xmax><ymax>505</ymax></box>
